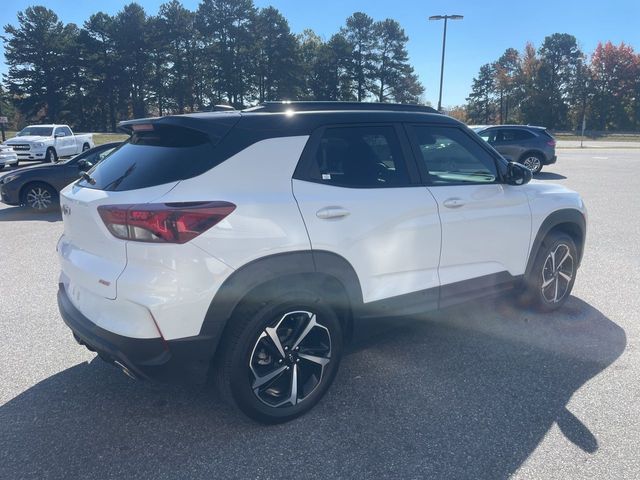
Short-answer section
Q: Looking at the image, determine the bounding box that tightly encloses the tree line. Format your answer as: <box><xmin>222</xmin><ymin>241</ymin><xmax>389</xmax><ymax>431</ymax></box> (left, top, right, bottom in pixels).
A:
<box><xmin>2</xmin><ymin>1</ymin><xmax>424</xmax><ymax>132</ymax></box>
<box><xmin>463</xmin><ymin>33</ymin><xmax>640</xmax><ymax>131</ymax></box>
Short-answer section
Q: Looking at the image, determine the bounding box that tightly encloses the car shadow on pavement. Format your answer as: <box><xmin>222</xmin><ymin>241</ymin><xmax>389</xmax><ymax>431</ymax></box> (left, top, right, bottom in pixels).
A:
<box><xmin>0</xmin><ymin>296</ymin><xmax>625</xmax><ymax>479</ymax></box>
<box><xmin>0</xmin><ymin>206</ymin><xmax>61</xmax><ymax>222</ymax></box>
<box><xmin>536</xmin><ymin>171</ymin><xmax>567</xmax><ymax>180</ymax></box>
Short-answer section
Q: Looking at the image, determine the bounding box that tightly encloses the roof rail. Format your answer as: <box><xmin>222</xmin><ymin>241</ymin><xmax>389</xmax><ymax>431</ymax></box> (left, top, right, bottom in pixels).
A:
<box><xmin>244</xmin><ymin>101</ymin><xmax>439</xmax><ymax>114</ymax></box>
<box><xmin>210</xmin><ymin>104</ymin><xmax>235</xmax><ymax>112</ymax></box>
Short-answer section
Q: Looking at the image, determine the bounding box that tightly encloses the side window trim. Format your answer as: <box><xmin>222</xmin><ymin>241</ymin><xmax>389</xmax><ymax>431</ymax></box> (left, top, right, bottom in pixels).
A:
<box><xmin>293</xmin><ymin>122</ymin><xmax>422</xmax><ymax>188</ymax></box>
<box><xmin>403</xmin><ymin>123</ymin><xmax>506</xmax><ymax>186</ymax></box>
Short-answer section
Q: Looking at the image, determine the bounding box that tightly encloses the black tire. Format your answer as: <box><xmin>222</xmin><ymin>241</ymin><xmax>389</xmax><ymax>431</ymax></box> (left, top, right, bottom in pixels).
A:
<box><xmin>82</xmin><ymin>143</ymin><xmax>90</xmax><ymax>152</ymax></box>
<box><xmin>45</xmin><ymin>148</ymin><xmax>57</xmax><ymax>163</ymax></box>
<box><xmin>521</xmin><ymin>232</ymin><xmax>577</xmax><ymax>312</ymax></box>
<box><xmin>215</xmin><ymin>289</ymin><xmax>343</xmax><ymax>423</ymax></box>
<box><xmin>520</xmin><ymin>152</ymin><xmax>543</xmax><ymax>174</ymax></box>
<box><xmin>0</xmin><ymin>165</ymin><xmax>4</xmax><ymax>171</ymax></box>
<box><xmin>21</xmin><ymin>182</ymin><xmax>58</xmax><ymax>212</ymax></box>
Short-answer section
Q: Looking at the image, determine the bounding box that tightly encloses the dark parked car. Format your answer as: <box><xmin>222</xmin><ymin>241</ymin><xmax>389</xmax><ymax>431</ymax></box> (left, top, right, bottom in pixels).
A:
<box><xmin>0</xmin><ymin>142</ymin><xmax>121</xmax><ymax>211</ymax></box>
<box><xmin>470</xmin><ymin>125</ymin><xmax>556</xmax><ymax>174</ymax></box>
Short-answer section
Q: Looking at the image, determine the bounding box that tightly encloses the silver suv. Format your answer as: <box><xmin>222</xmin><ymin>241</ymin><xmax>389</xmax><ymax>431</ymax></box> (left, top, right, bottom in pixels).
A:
<box><xmin>471</xmin><ymin>125</ymin><xmax>557</xmax><ymax>174</ymax></box>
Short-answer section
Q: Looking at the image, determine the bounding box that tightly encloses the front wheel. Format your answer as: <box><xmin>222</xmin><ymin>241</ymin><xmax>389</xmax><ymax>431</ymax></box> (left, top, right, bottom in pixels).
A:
<box><xmin>22</xmin><ymin>182</ymin><xmax>58</xmax><ymax>212</ymax></box>
<box><xmin>45</xmin><ymin>148</ymin><xmax>57</xmax><ymax>163</ymax></box>
<box><xmin>216</xmin><ymin>290</ymin><xmax>343</xmax><ymax>423</ymax></box>
<box><xmin>521</xmin><ymin>232</ymin><xmax>577</xmax><ymax>312</ymax></box>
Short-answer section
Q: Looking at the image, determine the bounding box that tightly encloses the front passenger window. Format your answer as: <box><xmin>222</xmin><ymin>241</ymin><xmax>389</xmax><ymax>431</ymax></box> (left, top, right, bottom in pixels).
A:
<box><xmin>410</xmin><ymin>126</ymin><xmax>498</xmax><ymax>185</ymax></box>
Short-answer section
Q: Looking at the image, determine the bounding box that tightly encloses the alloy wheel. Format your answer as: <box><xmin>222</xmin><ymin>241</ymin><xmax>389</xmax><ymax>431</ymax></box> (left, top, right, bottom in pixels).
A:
<box><xmin>523</xmin><ymin>156</ymin><xmax>542</xmax><ymax>172</ymax></box>
<box><xmin>249</xmin><ymin>310</ymin><xmax>331</xmax><ymax>408</ymax></box>
<box><xmin>541</xmin><ymin>243</ymin><xmax>574</xmax><ymax>303</ymax></box>
<box><xmin>26</xmin><ymin>187</ymin><xmax>53</xmax><ymax>210</ymax></box>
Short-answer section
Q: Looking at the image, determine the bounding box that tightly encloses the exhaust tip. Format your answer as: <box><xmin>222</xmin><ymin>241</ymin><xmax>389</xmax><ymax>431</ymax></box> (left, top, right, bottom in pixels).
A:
<box><xmin>113</xmin><ymin>361</ymin><xmax>138</xmax><ymax>380</ymax></box>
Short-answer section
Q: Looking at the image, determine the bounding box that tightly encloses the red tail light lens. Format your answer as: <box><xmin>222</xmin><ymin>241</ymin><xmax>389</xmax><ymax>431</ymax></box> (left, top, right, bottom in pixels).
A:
<box><xmin>98</xmin><ymin>202</ymin><xmax>235</xmax><ymax>244</ymax></box>
<box><xmin>547</xmin><ymin>139</ymin><xmax>556</xmax><ymax>147</ymax></box>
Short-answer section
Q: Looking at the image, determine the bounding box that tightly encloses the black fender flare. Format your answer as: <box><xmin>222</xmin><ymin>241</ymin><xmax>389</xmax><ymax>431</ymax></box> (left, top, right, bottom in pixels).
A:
<box><xmin>525</xmin><ymin>208</ymin><xmax>586</xmax><ymax>278</ymax></box>
<box><xmin>199</xmin><ymin>250</ymin><xmax>362</xmax><ymax>355</ymax></box>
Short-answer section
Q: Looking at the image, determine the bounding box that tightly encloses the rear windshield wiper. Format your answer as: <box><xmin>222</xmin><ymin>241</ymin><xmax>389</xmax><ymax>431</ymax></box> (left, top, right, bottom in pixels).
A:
<box><xmin>80</xmin><ymin>171</ymin><xmax>96</xmax><ymax>185</ymax></box>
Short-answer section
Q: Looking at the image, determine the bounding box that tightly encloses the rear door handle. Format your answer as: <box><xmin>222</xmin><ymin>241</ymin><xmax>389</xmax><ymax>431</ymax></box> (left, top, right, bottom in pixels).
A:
<box><xmin>443</xmin><ymin>198</ymin><xmax>465</xmax><ymax>209</ymax></box>
<box><xmin>316</xmin><ymin>207</ymin><xmax>350</xmax><ymax>219</ymax></box>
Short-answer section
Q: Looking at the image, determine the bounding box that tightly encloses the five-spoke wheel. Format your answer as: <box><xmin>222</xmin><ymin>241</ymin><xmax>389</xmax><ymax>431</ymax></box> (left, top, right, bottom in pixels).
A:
<box><xmin>521</xmin><ymin>232</ymin><xmax>578</xmax><ymax>311</ymax></box>
<box><xmin>250</xmin><ymin>311</ymin><xmax>331</xmax><ymax>408</ymax></box>
<box><xmin>541</xmin><ymin>243</ymin><xmax>574</xmax><ymax>304</ymax></box>
<box><xmin>216</xmin><ymin>290</ymin><xmax>343</xmax><ymax>423</ymax></box>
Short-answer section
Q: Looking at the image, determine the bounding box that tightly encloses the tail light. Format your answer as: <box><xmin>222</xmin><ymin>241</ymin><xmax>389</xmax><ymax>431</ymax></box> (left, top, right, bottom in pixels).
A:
<box><xmin>547</xmin><ymin>139</ymin><xmax>556</xmax><ymax>147</ymax></box>
<box><xmin>98</xmin><ymin>201</ymin><xmax>235</xmax><ymax>244</ymax></box>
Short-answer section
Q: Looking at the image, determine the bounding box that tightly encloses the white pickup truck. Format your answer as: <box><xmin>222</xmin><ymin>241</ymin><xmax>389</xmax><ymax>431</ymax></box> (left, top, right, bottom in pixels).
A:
<box><xmin>3</xmin><ymin>124</ymin><xmax>94</xmax><ymax>164</ymax></box>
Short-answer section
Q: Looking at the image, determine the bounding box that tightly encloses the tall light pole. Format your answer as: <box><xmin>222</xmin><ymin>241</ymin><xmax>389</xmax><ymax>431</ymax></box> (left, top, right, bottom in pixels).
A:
<box><xmin>429</xmin><ymin>14</ymin><xmax>463</xmax><ymax>111</ymax></box>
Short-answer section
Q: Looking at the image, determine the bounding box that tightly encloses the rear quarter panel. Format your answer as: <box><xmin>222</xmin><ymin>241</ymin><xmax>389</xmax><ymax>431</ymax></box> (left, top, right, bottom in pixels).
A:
<box><xmin>156</xmin><ymin>135</ymin><xmax>313</xmax><ymax>269</ymax></box>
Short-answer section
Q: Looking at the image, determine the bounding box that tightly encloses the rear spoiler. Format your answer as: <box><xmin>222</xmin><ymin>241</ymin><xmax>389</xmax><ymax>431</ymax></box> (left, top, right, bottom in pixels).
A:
<box><xmin>118</xmin><ymin>110</ymin><xmax>241</xmax><ymax>144</ymax></box>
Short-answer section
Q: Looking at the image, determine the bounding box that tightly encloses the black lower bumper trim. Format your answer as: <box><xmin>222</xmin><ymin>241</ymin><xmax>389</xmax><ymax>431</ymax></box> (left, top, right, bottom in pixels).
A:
<box><xmin>57</xmin><ymin>283</ymin><xmax>215</xmax><ymax>384</ymax></box>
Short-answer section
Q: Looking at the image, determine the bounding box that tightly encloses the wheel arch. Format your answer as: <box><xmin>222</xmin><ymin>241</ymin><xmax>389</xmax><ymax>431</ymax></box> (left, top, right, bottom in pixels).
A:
<box><xmin>200</xmin><ymin>250</ymin><xmax>362</xmax><ymax>357</ymax></box>
<box><xmin>518</xmin><ymin>149</ymin><xmax>545</xmax><ymax>163</ymax></box>
<box><xmin>525</xmin><ymin>209</ymin><xmax>586</xmax><ymax>278</ymax></box>
<box><xmin>19</xmin><ymin>180</ymin><xmax>58</xmax><ymax>204</ymax></box>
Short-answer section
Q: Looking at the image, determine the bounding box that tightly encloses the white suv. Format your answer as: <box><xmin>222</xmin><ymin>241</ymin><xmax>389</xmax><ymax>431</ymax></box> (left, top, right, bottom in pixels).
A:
<box><xmin>57</xmin><ymin>102</ymin><xmax>587</xmax><ymax>423</ymax></box>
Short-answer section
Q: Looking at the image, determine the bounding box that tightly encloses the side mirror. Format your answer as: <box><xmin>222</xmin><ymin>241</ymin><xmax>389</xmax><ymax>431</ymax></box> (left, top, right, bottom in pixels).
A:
<box><xmin>77</xmin><ymin>159</ymin><xmax>91</xmax><ymax>171</ymax></box>
<box><xmin>506</xmin><ymin>161</ymin><xmax>532</xmax><ymax>186</ymax></box>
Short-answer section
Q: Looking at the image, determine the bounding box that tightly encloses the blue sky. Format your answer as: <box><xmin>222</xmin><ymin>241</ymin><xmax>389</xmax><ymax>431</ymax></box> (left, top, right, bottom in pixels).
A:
<box><xmin>2</xmin><ymin>0</ymin><xmax>639</xmax><ymax>106</ymax></box>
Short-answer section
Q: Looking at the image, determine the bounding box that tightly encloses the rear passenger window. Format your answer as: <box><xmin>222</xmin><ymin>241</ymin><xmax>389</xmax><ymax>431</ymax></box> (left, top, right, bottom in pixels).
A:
<box><xmin>307</xmin><ymin>126</ymin><xmax>410</xmax><ymax>188</ymax></box>
<box><xmin>496</xmin><ymin>129</ymin><xmax>535</xmax><ymax>141</ymax></box>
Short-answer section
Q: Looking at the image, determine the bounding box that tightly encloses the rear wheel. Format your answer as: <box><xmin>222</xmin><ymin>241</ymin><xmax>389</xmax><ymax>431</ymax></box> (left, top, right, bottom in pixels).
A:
<box><xmin>521</xmin><ymin>153</ymin><xmax>543</xmax><ymax>174</ymax></box>
<box><xmin>215</xmin><ymin>289</ymin><xmax>343</xmax><ymax>423</ymax></box>
<box><xmin>521</xmin><ymin>232</ymin><xmax>577</xmax><ymax>312</ymax></box>
<box><xmin>82</xmin><ymin>143</ymin><xmax>90</xmax><ymax>152</ymax></box>
<box><xmin>45</xmin><ymin>148</ymin><xmax>57</xmax><ymax>163</ymax></box>
<box><xmin>22</xmin><ymin>182</ymin><xmax>58</xmax><ymax>212</ymax></box>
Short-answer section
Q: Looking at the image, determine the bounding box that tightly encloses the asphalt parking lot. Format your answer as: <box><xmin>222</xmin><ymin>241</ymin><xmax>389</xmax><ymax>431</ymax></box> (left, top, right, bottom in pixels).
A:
<box><xmin>1</xmin><ymin>148</ymin><xmax>639</xmax><ymax>479</ymax></box>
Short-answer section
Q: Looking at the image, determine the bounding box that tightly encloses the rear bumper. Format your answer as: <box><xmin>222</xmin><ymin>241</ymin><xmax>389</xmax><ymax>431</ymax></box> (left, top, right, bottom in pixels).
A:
<box><xmin>544</xmin><ymin>154</ymin><xmax>557</xmax><ymax>165</ymax></box>
<box><xmin>58</xmin><ymin>283</ymin><xmax>215</xmax><ymax>384</ymax></box>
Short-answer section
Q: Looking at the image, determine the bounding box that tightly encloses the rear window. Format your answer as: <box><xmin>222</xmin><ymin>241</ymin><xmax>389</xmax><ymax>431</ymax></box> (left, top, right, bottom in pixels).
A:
<box><xmin>78</xmin><ymin>125</ymin><xmax>215</xmax><ymax>191</ymax></box>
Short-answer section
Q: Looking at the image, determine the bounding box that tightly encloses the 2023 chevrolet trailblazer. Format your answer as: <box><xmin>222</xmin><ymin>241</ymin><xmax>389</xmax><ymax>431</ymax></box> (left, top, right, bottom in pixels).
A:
<box><xmin>57</xmin><ymin>102</ymin><xmax>587</xmax><ymax>423</ymax></box>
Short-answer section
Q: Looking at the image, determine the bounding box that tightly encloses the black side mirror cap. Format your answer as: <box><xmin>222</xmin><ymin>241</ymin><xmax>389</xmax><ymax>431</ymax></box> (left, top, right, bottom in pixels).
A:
<box><xmin>506</xmin><ymin>161</ymin><xmax>533</xmax><ymax>186</ymax></box>
<box><xmin>77</xmin><ymin>160</ymin><xmax>91</xmax><ymax>171</ymax></box>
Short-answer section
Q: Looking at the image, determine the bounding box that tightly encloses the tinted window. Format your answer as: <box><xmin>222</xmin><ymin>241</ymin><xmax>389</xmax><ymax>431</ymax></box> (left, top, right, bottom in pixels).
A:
<box><xmin>78</xmin><ymin>125</ymin><xmax>215</xmax><ymax>191</ymax></box>
<box><xmin>410</xmin><ymin>126</ymin><xmax>498</xmax><ymax>185</ymax></box>
<box><xmin>477</xmin><ymin>129</ymin><xmax>495</xmax><ymax>143</ymax></box>
<box><xmin>308</xmin><ymin>126</ymin><xmax>410</xmax><ymax>188</ymax></box>
<box><xmin>496</xmin><ymin>129</ymin><xmax>535</xmax><ymax>141</ymax></box>
<box><xmin>54</xmin><ymin>127</ymin><xmax>67</xmax><ymax>137</ymax></box>
<box><xmin>62</xmin><ymin>126</ymin><xmax>73</xmax><ymax>136</ymax></box>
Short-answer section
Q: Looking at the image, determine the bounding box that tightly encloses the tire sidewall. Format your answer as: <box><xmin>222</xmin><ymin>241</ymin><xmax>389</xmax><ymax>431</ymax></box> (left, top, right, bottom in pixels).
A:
<box><xmin>227</xmin><ymin>291</ymin><xmax>343</xmax><ymax>423</ymax></box>
<box><xmin>521</xmin><ymin>153</ymin><xmax>543</xmax><ymax>174</ymax></box>
<box><xmin>23</xmin><ymin>183</ymin><xmax>58</xmax><ymax>212</ymax></box>
<box><xmin>46</xmin><ymin>148</ymin><xmax>57</xmax><ymax>163</ymax></box>
<box><xmin>526</xmin><ymin>233</ymin><xmax>577</xmax><ymax>311</ymax></box>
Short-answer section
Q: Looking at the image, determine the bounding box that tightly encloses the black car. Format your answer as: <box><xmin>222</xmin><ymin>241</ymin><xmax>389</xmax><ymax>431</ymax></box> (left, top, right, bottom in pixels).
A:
<box><xmin>0</xmin><ymin>142</ymin><xmax>121</xmax><ymax>211</ymax></box>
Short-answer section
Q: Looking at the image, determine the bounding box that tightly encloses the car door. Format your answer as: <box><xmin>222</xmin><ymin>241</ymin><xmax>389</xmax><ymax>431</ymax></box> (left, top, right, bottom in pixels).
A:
<box><xmin>491</xmin><ymin>129</ymin><xmax>523</xmax><ymax>161</ymax></box>
<box><xmin>54</xmin><ymin>127</ymin><xmax>72</xmax><ymax>156</ymax></box>
<box><xmin>406</xmin><ymin>124</ymin><xmax>531</xmax><ymax>304</ymax></box>
<box><xmin>292</xmin><ymin>124</ymin><xmax>442</xmax><ymax>309</ymax></box>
